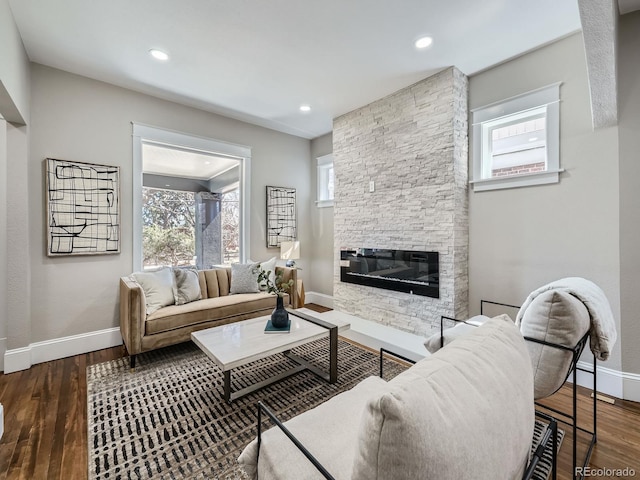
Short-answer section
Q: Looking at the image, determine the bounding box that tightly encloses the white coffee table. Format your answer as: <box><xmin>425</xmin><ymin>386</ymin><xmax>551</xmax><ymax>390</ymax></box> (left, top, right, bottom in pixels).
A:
<box><xmin>191</xmin><ymin>309</ymin><xmax>350</xmax><ymax>402</ymax></box>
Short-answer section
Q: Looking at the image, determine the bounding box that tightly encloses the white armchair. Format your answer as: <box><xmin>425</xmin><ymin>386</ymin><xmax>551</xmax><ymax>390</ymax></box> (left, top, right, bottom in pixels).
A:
<box><xmin>427</xmin><ymin>277</ymin><xmax>616</xmax><ymax>480</ymax></box>
<box><xmin>238</xmin><ymin>316</ymin><xmax>546</xmax><ymax>480</ymax></box>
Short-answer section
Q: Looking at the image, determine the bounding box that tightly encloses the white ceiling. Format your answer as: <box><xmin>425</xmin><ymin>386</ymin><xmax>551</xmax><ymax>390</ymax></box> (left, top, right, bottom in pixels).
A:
<box><xmin>5</xmin><ymin>0</ymin><xmax>601</xmax><ymax>139</ymax></box>
<box><xmin>142</xmin><ymin>143</ymin><xmax>239</xmax><ymax>180</ymax></box>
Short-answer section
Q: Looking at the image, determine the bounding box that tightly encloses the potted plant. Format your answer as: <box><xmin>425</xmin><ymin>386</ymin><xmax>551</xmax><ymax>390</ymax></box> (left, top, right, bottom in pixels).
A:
<box><xmin>254</xmin><ymin>266</ymin><xmax>294</xmax><ymax>328</ymax></box>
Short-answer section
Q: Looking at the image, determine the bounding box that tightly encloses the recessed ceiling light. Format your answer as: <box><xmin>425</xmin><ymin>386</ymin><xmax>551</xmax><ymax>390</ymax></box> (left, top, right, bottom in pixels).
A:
<box><xmin>149</xmin><ymin>49</ymin><xmax>169</xmax><ymax>61</ymax></box>
<box><xmin>415</xmin><ymin>36</ymin><xmax>433</xmax><ymax>49</ymax></box>
<box><xmin>300</xmin><ymin>104</ymin><xmax>311</xmax><ymax>112</ymax></box>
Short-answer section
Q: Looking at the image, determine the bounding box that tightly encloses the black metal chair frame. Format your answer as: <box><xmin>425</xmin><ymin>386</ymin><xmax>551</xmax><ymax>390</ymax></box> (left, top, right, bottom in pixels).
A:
<box><xmin>252</xmin><ymin>346</ymin><xmax>558</xmax><ymax>480</ymax></box>
<box><xmin>439</xmin><ymin>300</ymin><xmax>598</xmax><ymax>480</ymax></box>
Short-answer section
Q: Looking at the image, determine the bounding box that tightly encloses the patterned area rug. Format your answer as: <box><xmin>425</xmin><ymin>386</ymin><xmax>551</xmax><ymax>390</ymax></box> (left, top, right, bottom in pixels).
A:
<box><xmin>87</xmin><ymin>338</ymin><xmax>406</xmax><ymax>479</ymax></box>
<box><xmin>87</xmin><ymin>338</ymin><xmax>562</xmax><ymax>480</ymax></box>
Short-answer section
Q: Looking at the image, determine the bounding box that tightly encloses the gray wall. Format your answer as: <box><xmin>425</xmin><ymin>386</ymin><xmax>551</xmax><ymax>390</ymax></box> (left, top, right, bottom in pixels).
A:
<box><xmin>0</xmin><ymin>0</ymin><xmax>30</xmax><ymax>124</ymax></box>
<box><xmin>468</xmin><ymin>33</ymin><xmax>622</xmax><ymax>371</ymax></box>
<box><xmin>309</xmin><ymin>133</ymin><xmax>334</xmax><ymax>295</ymax></box>
<box><xmin>19</xmin><ymin>63</ymin><xmax>310</xmax><ymax>345</ymax></box>
<box><xmin>618</xmin><ymin>11</ymin><xmax>640</xmax><ymax>378</ymax></box>
<box><xmin>0</xmin><ymin>118</ymin><xmax>6</xmax><ymax>366</ymax></box>
<box><xmin>0</xmin><ymin>0</ymin><xmax>31</xmax><ymax>364</ymax></box>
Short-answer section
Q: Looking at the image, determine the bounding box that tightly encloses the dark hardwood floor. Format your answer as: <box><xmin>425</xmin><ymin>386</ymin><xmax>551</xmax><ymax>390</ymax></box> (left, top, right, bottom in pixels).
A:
<box><xmin>0</xmin><ymin>304</ymin><xmax>638</xmax><ymax>479</ymax></box>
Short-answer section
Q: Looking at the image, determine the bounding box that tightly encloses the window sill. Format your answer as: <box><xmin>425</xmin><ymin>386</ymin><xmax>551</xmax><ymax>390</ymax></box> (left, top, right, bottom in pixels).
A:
<box><xmin>316</xmin><ymin>199</ymin><xmax>334</xmax><ymax>208</ymax></box>
<box><xmin>470</xmin><ymin>169</ymin><xmax>564</xmax><ymax>192</ymax></box>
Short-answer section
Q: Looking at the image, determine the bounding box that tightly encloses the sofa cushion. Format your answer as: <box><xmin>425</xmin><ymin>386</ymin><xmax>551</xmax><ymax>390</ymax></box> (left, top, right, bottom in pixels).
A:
<box><xmin>199</xmin><ymin>268</ymin><xmax>231</xmax><ymax>299</ymax></box>
<box><xmin>238</xmin><ymin>376</ymin><xmax>389</xmax><ymax>480</ymax></box>
<box><xmin>517</xmin><ymin>290</ymin><xmax>590</xmax><ymax>399</ymax></box>
<box><xmin>351</xmin><ymin>315</ymin><xmax>534</xmax><ymax>480</ymax></box>
<box><xmin>230</xmin><ymin>263</ymin><xmax>260</xmax><ymax>294</ymax></box>
<box><xmin>172</xmin><ymin>268</ymin><xmax>201</xmax><ymax>305</ymax></box>
<box><xmin>131</xmin><ymin>267</ymin><xmax>175</xmax><ymax>315</ymax></box>
<box><xmin>145</xmin><ymin>292</ymin><xmax>278</xmax><ymax>335</ymax></box>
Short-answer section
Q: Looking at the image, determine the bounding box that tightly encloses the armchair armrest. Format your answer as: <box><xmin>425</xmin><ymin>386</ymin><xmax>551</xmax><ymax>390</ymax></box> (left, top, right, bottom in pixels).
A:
<box><xmin>256</xmin><ymin>401</ymin><xmax>335</xmax><ymax>480</ymax></box>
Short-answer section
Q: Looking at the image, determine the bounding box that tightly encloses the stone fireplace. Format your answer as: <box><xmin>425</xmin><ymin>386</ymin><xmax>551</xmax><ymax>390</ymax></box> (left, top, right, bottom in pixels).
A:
<box><xmin>333</xmin><ymin>67</ymin><xmax>469</xmax><ymax>336</ymax></box>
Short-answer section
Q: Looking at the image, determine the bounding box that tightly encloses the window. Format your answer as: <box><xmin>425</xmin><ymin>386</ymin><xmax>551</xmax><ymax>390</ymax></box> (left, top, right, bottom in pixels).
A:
<box><xmin>132</xmin><ymin>124</ymin><xmax>251</xmax><ymax>271</ymax></box>
<box><xmin>317</xmin><ymin>153</ymin><xmax>334</xmax><ymax>207</ymax></box>
<box><xmin>471</xmin><ymin>83</ymin><xmax>562</xmax><ymax>191</ymax></box>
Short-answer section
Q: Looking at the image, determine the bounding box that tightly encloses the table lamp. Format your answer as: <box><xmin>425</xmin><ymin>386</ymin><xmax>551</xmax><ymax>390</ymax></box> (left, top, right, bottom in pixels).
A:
<box><xmin>280</xmin><ymin>241</ymin><xmax>300</xmax><ymax>267</ymax></box>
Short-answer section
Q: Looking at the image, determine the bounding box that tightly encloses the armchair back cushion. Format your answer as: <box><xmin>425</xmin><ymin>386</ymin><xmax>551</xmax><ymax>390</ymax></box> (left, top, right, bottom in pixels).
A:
<box><xmin>351</xmin><ymin>315</ymin><xmax>534</xmax><ymax>480</ymax></box>
<box><xmin>517</xmin><ymin>290</ymin><xmax>590</xmax><ymax>399</ymax></box>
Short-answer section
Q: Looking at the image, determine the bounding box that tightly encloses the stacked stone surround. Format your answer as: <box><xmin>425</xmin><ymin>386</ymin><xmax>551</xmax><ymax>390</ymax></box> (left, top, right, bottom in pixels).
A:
<box><xmin>332</xmin><ymin>67</ymin><xmax>469</xmax><ymax>337</ymax></box>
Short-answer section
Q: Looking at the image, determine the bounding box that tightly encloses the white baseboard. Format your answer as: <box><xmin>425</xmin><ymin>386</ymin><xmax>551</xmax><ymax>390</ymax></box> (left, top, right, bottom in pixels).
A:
<box><xmin>572</xmin><ymin>360</ymin><xmax>623</xmax><ymax>399</ymax></box>
<box><xmin>561</xmin><ymin>360</ymin><xmax>640</xmax><ymax>402</ymax></box>
<box><xmin>0</xmin><ymin>337</ymin><xmax>6</xmax><ymax>372</ymax></box>
<box><xmin>3</xmin><ymin>327</ymin><xmax>122</xmax><ymax>374</ymax></box>
<box><xmin>4</xmin><ymin>346</ymin><xmax>31</xmax><ymax>373</ymax></box>
<box><xmin>304</xmin><ymin>291</ymin><xmax>334</xmax><ymax>309</ymax></box>
<box><xmin>622</xmin><ymin>371</ymin><xmax>640</xmax><ymax>403</ymax></box>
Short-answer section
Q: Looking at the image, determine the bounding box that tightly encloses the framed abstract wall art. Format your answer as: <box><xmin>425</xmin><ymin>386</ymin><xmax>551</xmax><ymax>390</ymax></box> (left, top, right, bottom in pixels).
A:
<box><xmin>45</xmin><ymin>158</ymin><xmax>120</xmax><ymax>256</ymax></box>
<box><xmin>266</xmin><ymin>185</ymin><xmax>296</xmax><ymax>248</ymax></box>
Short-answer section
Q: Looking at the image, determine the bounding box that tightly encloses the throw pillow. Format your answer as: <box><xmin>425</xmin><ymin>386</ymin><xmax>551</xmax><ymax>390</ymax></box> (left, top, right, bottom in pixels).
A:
<box><xmin>258</xmin><ymin>257</ymin><xmax>277</xmax><ymax>291</ymax></box>
<box><xmin>229</xmin><ymin>262</ymin><xmax>260</xmax><ymax>294</ymax></box>
<box><xmin>173</xmin><ymin>268</ymin><xmax>202</xmax><ymax>305</ymax></box>
<box><xmin>517</xmin><ymin>290</ymin><xmax>590</xmax><ymax>399</ymax></box>
<box><xmin>131</xmin><ymin>267</ymin><xmax>175</xmax><ymax>315</ymax></box>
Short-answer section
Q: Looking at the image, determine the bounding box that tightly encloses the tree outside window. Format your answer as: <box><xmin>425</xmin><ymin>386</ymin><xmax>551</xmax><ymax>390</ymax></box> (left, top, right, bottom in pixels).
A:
<box><xmin>142</xmin><ymin>188</ymin><xmax>196</xmax><ymax>268</ymax></box>
<box><xmin>142</xmin><ymin>187</ymin><xmax>240</xmax><ymax>269</ymax></box>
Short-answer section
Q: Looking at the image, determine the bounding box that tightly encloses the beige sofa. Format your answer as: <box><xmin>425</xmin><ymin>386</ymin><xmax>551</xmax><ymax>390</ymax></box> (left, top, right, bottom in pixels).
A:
<box><xmin>119</xmin><ymin>266</ymin><xmax>298</xmax><ymax>367</ymax></box>
<box><xmin>238</xmin><ymin>315</ymin><xmax>535</xmax><ymax>480</ymax></box>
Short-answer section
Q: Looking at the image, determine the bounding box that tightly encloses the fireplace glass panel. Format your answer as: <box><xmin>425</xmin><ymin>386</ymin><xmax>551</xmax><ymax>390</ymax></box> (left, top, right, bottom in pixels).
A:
<box><xmin>340</xmin><ymin>248</ymin><xmax>439</xmax><ymax>298</ymax></box>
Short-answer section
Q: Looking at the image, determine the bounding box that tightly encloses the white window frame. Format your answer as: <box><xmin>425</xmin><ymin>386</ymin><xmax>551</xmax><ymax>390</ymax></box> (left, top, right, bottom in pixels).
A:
<box><xmin>132</xmin><ymin>123</ymin><xmax>251</xmax><ymax>271</ymax></box>
<box><xmin>316</xmin><ymin>153</ymin><xmax>334</xmax><ymax>208</ymax></box>
<box><xmin>470</xmin><ymin>83</ymin><xmax>562</xmax><ymax>192</ymax></box>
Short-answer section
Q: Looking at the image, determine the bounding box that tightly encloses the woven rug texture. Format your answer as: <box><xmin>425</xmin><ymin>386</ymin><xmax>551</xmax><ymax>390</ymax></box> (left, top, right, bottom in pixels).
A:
<box><xmin>87</xmin><ymin>338</ymin><xmax>561</xmax><ymax>480</ymax></box>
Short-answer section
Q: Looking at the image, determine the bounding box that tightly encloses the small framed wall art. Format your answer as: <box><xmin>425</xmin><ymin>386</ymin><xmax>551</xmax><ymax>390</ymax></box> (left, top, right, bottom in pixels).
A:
<box><xmin>266</xmin><ymin>185</ymin><xmax>296</xmax><ymax>248</ymax></box>
<box><xmin>45</xmin><ymin>158</ymin><xmax>120</xmax><ymax>256</ymax></box>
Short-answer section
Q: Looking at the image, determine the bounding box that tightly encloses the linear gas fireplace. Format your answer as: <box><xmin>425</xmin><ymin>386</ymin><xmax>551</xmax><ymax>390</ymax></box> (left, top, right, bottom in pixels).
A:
<box><xmin>340</xmin><ymin>248</ymin><xmax>439</xmax><ymax>298</ymax></box>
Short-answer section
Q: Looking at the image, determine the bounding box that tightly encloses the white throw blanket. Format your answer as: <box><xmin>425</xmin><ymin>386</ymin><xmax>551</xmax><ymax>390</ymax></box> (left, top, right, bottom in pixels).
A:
<box><xmin>515</xmin><ymin>277</ymin><xmax>617</xmax><ymax>361</ymax></box>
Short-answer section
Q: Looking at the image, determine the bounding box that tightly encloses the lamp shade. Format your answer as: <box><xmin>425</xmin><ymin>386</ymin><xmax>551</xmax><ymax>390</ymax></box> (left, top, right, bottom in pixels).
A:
<box><xmin>280</xmin><ymin>241</ymin><xmax>300</xmax><ymax>261</ymax></box>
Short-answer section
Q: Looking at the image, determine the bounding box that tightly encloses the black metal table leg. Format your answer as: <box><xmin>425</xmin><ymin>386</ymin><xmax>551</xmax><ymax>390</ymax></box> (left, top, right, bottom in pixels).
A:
<box><xmin>223</xmin><ymin>370</ymin><xmax>231</xmax><ymax>403</ymax></box>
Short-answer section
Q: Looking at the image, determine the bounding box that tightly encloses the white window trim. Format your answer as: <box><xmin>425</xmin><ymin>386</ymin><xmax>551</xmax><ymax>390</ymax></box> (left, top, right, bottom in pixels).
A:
<box><xmin>316</xmin><ymin>153</ymin><xmax>334</xmax><ymax>208</ymax></box>
<box><xmin>471</xmin><ymin>83</ymin><xmax>563</xmax><ymax>192</ymax></box>
<box><xmin>132</xmin><ymin>123</ymin><xmax>251</xmax><ymax>271</ymax></box>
